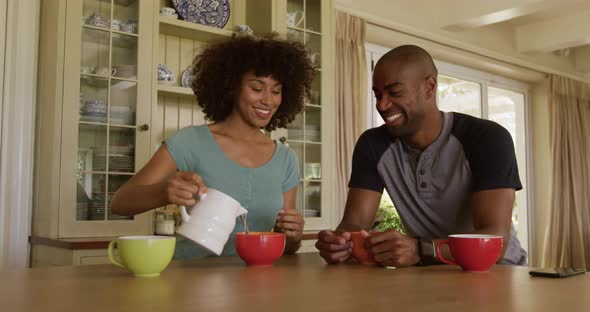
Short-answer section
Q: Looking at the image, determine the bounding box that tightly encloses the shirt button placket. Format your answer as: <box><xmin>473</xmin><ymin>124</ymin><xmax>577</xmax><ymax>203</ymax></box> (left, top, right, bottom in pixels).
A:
<box><xmin>417</xmin><ymin>153</ymin><xmax>429</xmax><ymax>190</ymax></box>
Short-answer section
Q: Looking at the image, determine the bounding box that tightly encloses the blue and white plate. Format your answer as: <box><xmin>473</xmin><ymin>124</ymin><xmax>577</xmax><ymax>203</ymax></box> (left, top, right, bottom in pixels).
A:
<box><xmin>171</xmin><ymin>0</ymin><xmax>230</xmax><ymax>29</ymax></box>
<box><xmin>181</xmin><ymin>67</ymin><xmax>194</xmax><ymax>88</ymax></box>
<box><xmin>158</xmin><ymin>64</ymin><xmax>175</xmax><ymax>83</ymax></box>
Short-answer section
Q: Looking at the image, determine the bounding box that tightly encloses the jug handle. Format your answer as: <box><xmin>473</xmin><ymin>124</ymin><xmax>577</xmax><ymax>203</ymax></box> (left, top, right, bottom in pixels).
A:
<box><xmin>179</xmin><ymin>193</ymin><xmax>207</xmax><ymax>223</ymax></box>
<box><xmin>179</xmin><ymin>205</ymin><xmax>190</xmax><ymax>223</ymax></box>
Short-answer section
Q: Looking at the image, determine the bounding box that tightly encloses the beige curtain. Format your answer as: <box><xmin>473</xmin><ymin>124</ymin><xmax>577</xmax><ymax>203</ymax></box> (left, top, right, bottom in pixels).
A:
<box><xmin>335</xmin><ymin>12</ymin><xmax>367</xmax><ymax>222</ymax></box>
<box><xmin>543</xmin><ymin>74</ymin><xmax>590</xmax><ymax>269</ymax></box>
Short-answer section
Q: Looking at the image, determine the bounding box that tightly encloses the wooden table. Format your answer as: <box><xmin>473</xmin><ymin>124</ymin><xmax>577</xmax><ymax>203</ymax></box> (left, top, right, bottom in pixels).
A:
<box><xmin>1</xmin><ymin>253</ymin><xmax>588</xmax><ymax>312</ymax></box>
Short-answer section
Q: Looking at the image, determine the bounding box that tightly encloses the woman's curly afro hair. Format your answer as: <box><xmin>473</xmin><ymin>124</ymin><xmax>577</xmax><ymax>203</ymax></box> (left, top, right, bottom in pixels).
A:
<box><xmin>191</xmin><ymin>33</ymin><xmax>315</xmax><ymax>131</ymax></box>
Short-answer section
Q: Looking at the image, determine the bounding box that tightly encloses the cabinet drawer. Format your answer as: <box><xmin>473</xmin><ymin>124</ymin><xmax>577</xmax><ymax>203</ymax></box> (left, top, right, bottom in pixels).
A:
<box><xmin>31</xmin><ymin>245</ymin><xmax>117</xmax><ymax>267</ymax></box>
<box><xmin>74</xmin><ymin>249</ymin><xmax>117</xmax><ymax>265</ymax></box>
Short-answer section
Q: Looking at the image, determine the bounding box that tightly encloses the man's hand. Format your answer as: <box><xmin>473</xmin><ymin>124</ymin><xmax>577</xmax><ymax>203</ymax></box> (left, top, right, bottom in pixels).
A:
<box><xmin>315</xmin><ymin>230</ymin><xmax>352</xmax><ymax>264</ymax></box>
<box><xmin>366</xmin><ymin>230</ymin><xmax>420</xmax><ymax>267</ymax></box>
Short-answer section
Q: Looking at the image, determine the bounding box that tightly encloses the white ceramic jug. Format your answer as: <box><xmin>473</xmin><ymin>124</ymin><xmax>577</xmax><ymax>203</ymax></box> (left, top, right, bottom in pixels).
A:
<box><xmin>176</xmin><ymin>188</ymin><xmax>248</xmax><ymax>255</ymax></box>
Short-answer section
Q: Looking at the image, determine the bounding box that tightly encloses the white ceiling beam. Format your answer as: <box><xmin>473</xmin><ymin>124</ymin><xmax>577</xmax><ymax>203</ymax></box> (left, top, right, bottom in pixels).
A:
<box><xmin>574</xmin><ymin>46</ymin><xmax>590</xmax><ymax>73</ymax></box>
<box><xmin>515</xmin><ymin>10</ymin><xmax>590</xmax><ymax>53</ymax></box>
<box><xmin>439</xmin><ymin>0</ymin><xmax>548</xmax><ymax>31</ymax></box>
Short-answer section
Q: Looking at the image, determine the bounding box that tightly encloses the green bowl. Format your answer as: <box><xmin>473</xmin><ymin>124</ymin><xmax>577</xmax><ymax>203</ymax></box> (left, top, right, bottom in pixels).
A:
<box><xmin>108</xmin><ymin>235</ymin><xmax>176</xmax><ymax>277</ymax></box>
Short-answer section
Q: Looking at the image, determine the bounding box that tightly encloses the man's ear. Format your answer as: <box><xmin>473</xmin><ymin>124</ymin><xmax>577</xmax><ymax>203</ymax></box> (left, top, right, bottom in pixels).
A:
<box><xmin>424</xmin><ymin>75</ymin><xmax>437</xmax><ymax>100</ymax></box>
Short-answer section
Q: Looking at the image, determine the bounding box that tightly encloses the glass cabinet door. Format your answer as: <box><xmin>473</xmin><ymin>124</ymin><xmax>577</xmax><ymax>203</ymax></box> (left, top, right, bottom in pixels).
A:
<box><xmin>62</xmin><ymin>0</ymin><xmax>150</xmax><ymax>237</ymax></box>
<box><xmin>284</xmin><ymin>0</ymin><xmax>327</xmax><ymax>228</ymax></box>
<box><xmin>78</xmin><ymin>0</ymin><xmax>140</xmax><ymax>222</ymax></box>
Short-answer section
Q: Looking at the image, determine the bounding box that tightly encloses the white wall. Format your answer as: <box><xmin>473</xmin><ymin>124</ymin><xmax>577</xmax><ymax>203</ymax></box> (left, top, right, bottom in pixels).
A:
<box><xmin>0</xmin><ymin>0</ymin><xmax>6</xmax><ymax>156</ymax></box>
<box><xmin>0</xmin><ymin>0</ymin><xmax>8</xmax><ymax>270</ymax></box>
<box><xmin>0</xmin><ymin>0</ymin><xmax>40</xmax><ymax>270</ymax></box>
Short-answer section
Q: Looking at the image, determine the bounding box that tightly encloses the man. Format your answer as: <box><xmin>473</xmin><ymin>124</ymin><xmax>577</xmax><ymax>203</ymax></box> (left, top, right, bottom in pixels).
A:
<box><xmin>316</xmin><ymin>45</ymin><xmax>526</xmax><ymax>266</ymax></box>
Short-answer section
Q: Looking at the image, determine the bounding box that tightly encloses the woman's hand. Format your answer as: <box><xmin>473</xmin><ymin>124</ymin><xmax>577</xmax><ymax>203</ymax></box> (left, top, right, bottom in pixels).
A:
<box><xmin>163</xmin><ymin>171</ymin><xmax>207</xmax><ymax>206</ymax></box>
<box><xmin>275</xmin><ymin>209</ymin><xmax>305</xmax><ymax>253</ymax></box>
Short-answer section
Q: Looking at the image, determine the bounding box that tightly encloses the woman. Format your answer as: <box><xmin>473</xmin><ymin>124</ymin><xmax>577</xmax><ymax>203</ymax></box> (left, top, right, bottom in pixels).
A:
<box><xmin>112</xmin><ymin>33</ymin><xmax>315</xmax><ymax>258</ymax></box>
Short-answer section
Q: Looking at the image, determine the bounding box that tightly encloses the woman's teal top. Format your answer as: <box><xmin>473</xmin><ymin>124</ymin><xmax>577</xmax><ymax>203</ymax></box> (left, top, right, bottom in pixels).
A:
<box><xmin>165</xmin><ymin>125</ymin><xmax>300</xmax><ymax>258</ymax></box>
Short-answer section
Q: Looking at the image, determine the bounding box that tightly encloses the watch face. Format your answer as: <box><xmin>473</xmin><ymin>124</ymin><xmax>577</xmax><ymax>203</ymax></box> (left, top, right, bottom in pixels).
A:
<box><xmin>420</xmin><ymin>240</ymin><xmax>436</xmax><ymax>258</ymax></box>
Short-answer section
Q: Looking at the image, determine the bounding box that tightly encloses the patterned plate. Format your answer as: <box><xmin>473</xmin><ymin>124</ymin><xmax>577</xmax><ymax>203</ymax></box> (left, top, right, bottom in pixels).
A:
<box><xmin>171</xmin><ymin>0</ymin><xmax>230</xmax><ymax>29</ymax></box>
<box><xmin>181</xmin><ymin>67</ymin><xmax>194</xmax><ymax>88</ymax></box>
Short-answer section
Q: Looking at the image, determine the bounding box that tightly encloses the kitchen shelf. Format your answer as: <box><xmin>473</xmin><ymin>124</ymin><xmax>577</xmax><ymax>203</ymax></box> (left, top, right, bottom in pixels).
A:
<box><xmin>287</xmin><ymin>139</ymin><xmax>322</xmax><ymax>145</ymax></box>
<box><xmin>78</xmin><ymin>121</ymin><xmax>137</xmax><ymax>129</ymax></box>
<box><xmin>301</xmin><ymin>178</ymin><xmax>322</xmax><ymax>182</ymax></box>
<box><xmin>159</xmin><ymin>17</ymin><xmax>233</xmax><ymax>42</ymax></box>
<box><xmin>111</xmin><ymin>29</ymin><xmax>139</xmax><ymax>37</ymax></box>
<box><xmin>114</xmin><ymin>0</ymin><xmax>137</xmax><ymax>7</ymax></box>
<box><xmin>79</xmin><ymin>170</ymin><xmax>135</xmax><ymax>175</ymax></box>
<box><xmin>287</xmin><ymin>26</ymin><xmax>322</xmax><ymax>36</ymax></box>
<box><xmin>157</xmin><ymin>84</ymin><xmax>194</xmax><ymax>96</ymax></box>
<box><xmin>82</xmin><ymin>25</ymin><xmax>139</xmax><ymax>45</ymax></box>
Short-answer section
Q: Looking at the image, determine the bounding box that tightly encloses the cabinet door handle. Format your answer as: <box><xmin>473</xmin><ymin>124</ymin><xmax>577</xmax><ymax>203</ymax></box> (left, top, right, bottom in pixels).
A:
<box><xmin>139</xmin><ymin>124</ymin><xmax>149</xmax><ymax>131</ymax></box>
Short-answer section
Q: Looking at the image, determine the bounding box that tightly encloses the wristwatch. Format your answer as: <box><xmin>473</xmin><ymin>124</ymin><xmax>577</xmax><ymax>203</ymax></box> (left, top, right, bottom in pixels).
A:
<box><xmin>417</xmin><ymin>238</ymin><xmax>437</xmax><ymax>266</ymax></box>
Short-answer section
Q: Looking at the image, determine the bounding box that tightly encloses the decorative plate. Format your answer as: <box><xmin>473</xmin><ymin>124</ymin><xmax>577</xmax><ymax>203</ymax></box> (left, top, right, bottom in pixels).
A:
<box><xmin>171</xmin><ymin>0</ymin><xmax>230</xmax><ymax>29</ymax></box>
<box><xmin>158</xmin><ymin>64</ymin><xmax>175</xmax><ymax>83</ymax></box>
<box><xmin>181</xmin><ymin>67</ymin><xmax>194</xmax><ymax>88</ymax></box>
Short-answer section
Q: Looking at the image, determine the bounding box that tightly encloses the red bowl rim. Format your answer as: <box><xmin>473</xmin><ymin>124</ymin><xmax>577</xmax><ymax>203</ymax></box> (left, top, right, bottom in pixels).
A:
<box><xmin>448</xmin><ymin>234</ymin><xmax>502</xmax><ymax>239</ymax></box>
<box><xmin>235</xmin><ymin>232</ymin><xmax>285</xmax><ymax>237</ymax></box>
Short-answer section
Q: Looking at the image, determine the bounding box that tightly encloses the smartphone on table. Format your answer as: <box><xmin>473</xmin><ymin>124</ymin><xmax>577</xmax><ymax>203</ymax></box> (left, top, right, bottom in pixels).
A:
<box><xmin>529</xmin><ymin>267</ymin><xmax>586</xmax><ymax>278</ymax></box>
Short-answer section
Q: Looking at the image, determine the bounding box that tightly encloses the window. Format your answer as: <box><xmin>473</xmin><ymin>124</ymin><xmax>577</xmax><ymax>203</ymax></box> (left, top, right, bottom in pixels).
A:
<box><xmin>366</xmin><ymin>44</ymin><xmax>530</xmax><ymax>253</ymax></box>
<box><xmin>438</xmin><ymin>75</ymin><xmax>481</xmax><ymax>118</ymax></box>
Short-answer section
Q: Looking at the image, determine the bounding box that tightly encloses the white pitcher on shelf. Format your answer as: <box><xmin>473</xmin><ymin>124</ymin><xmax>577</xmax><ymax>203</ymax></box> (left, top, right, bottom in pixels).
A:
<box><xmin>176</xmin><ymin>188</ymin><xmax>248</xmax><ymax>256</ymax></box>
<box><xmin>286</xmin><ymin>10</ymin><xmax>304</xmax><ymax>28</ymax></box>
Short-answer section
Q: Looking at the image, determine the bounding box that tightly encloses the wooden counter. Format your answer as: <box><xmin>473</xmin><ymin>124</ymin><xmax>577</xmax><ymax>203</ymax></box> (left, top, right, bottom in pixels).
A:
<box><xmin>30</xmin><ymin>232</ymin><xmax>320</xmax><ymax>250</ymax></box>
<box><xmin>1</xmin><ymin>253</ymin><xmax>588</xmax><ymax>311</ymax></box>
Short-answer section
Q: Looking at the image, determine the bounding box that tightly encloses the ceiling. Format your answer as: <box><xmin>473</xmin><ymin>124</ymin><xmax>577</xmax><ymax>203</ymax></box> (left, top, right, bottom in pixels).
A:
<box><xmin>336</xmin><ymin>0</ymin><xmax>590</xmax><ymax>74</ymax></box>
<box><xmin>440</xmin><ymin>0</ymin><xmax>590</xmax><ymax>55</ymax></box>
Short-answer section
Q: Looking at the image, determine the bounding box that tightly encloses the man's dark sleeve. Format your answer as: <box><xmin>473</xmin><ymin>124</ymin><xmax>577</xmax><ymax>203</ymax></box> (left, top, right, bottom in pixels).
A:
<box><xmin>348</xmin><ymin>131</ymin><xmax>385</xmax><ymax>193</ymax></box>
<box><xmin>464</xmin><ymin>121</ymin><xmax>522</xmax><ymax>192</ymax></box>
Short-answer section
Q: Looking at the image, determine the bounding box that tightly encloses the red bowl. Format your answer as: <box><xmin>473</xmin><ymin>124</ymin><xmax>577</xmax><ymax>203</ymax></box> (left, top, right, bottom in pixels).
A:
<box><xmin>235</xmin><ymin>232</ymin><xmax>286</xmax><ymax>266</ymax></box>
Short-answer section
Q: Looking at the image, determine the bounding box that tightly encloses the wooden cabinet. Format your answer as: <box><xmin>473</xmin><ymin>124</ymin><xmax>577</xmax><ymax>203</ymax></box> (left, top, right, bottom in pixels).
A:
<box><xmin>29</xmin><ymin>237</ymin><xmax>117</xmax><ymax>267</ymax></box>
<box><xmin>149</xmin><ymin>0</ymin><xmax>335</xmax><ymax>231</ymax></box>
<box><xmin>246</xmin><ymin>0</ymin><xmax>336</xmax><ymax>231</ymax></box>
<box><xmin>31</xmin><ymin>245</ymin><xmax>115</xmax><ymax>267</ymax></box>
<box><xmin>149</xmin><ymin>1</ymin><xmax>238</xmax><ymax>149</ymax></box>
<box><xmin>33</xmin><ymin>0</ymin><xmax>335</xmax><ymax>265</ymax></box>
<box><xmin>35</xmin><ymin>0</ymin><xmax>153</xmax><ymax>241</ymax></box>
<box><xmin>282</xmin><ymin>0</ymin><xmax>335</xmax><ymax>230</ymax></box>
